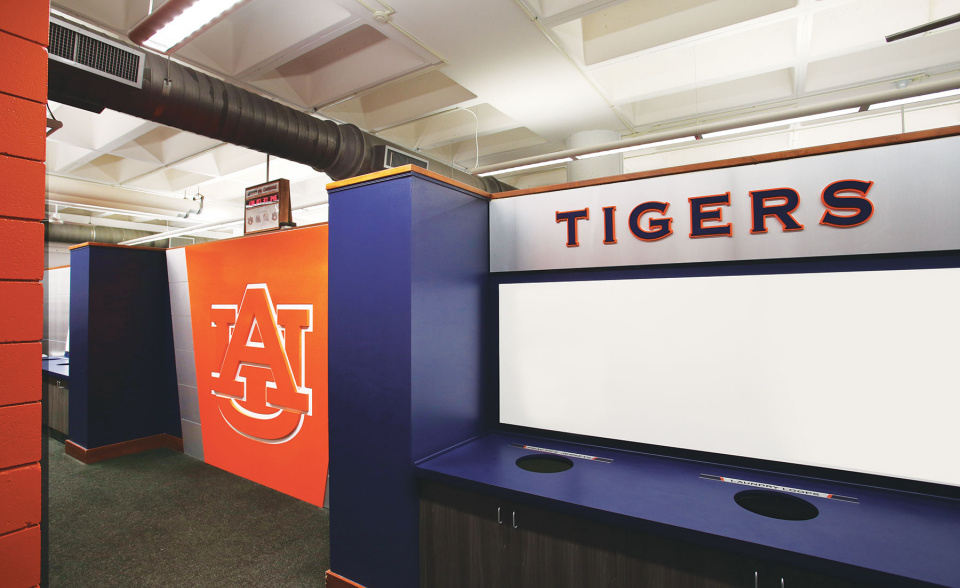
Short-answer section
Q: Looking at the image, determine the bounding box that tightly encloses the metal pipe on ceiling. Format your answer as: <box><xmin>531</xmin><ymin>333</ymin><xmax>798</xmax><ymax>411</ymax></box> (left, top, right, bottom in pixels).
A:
<box><xmin>472</xmin><ymin>78</ymin><xmax>960</xmax><ymax>176</ymax></box>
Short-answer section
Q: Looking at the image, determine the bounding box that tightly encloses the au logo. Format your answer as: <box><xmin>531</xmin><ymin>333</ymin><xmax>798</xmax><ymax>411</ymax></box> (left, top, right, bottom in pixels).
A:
<box><xmin>209</xmin><ymin>284</ymin><xmax>313</xmax><ymax>444</ymax></box>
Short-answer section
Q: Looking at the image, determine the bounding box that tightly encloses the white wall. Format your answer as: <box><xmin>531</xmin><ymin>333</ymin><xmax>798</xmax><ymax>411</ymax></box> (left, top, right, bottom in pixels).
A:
<box><xmin>499</xmin><ymin>267</ymin><xmax>960</xmax><ymax>487</ymax></box>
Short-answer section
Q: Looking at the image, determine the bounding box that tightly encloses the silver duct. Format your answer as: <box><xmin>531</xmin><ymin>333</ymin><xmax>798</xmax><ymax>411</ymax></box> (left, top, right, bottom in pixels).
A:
<box><xmin>44</xmin><ymin>222</ymin><xmax>212</xmax><ymax>247</ymax></box>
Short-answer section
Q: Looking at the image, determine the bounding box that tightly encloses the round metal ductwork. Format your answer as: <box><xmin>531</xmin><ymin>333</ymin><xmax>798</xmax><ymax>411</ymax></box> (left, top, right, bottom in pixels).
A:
<box><xmin>44</xmin><ymin>222</ymin><xmax>211</xmax><ymax>247</ymax></box>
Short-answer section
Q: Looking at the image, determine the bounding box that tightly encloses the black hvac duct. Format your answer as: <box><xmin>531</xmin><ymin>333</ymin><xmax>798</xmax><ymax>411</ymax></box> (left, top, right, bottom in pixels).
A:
<box><xmin>48</xmin><ymin>49</ymin><xmax>511</xmax><ymax>192</ymax></box>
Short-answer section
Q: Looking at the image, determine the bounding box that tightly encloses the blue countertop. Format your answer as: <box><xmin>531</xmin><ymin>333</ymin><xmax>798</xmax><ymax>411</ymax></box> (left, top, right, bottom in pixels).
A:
<box><xmin>416</xmin><ymin>430</ymin><xmax>960</xmax><ymax>587</ymax></box>
<box><xmin>41</xmin><ymin>357</ymin><xmax>70</xmax><ymax>379</ymax></box>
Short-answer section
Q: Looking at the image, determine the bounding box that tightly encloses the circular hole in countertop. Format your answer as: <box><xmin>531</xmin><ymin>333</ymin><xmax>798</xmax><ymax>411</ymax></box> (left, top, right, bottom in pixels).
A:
<box><xmin>516</xmin><ymin>454</ymin><xmax>574</xmax><ymax>473</ymax></box>
<box><xmin>734</xmin><ymin>490</ymin><xmax>819</xmax><ymax>521</ymax></box>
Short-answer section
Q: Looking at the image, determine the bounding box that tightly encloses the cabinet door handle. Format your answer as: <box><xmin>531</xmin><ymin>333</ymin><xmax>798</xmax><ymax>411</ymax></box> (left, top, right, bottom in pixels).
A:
<box><xmin>754</xmin><ymin>571</ymin><xmax>758</xmax><ymax>588</ymax></box>
<box><xmin>512</xmin><ymin>511</ymin><xmax>517</xmax><ymax>529</ymax></box>
<box><xmin>497</xmin><ymin>507</ymin><xmax>502</xmax><ymax>524</ymax></box>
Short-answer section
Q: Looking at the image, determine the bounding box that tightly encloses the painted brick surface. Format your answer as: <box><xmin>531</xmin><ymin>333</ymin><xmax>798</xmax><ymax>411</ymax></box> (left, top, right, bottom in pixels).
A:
<box><xmin>0</xmin><ymin>464</ymin><xmax>40</xmax><ymax>535</ymax></box>
<box><xmin>0</xmin><ymin>157</ymin><xmax>44</xmax><ymax>220</ymax></box>
<box><xmin>0</xmin><ymin>219</ymin><xmax>42</xmax><ymax>280</ymax></box>
<box><xmin>0</xmin><ymin>31</ymin><xmax>46</xmax><ymax>103</ymax></box>
<box><xmin>0</xmin><ymin>0</ymin><xmax>49</xmax><ymax>46</ymax></box>
<box><xmin>0</xmin><ymin>281</ymin><xmax>41</xmax><ymax>342</ymax></box>
<box><xmin>0</xmin><ymin>342</ymin><xmax>40</xmax><ymax>405</ymax></box>
<box><xmin>0</xmin><ymin>403</ymin><xmax>41</xmax><ymax>469</ymax></box>
<box><xmin>0</xmin><ymin>93</ymin><xmax>45</xmax><ymax>161</ymax></box>
<box><xmin>0</xmin><ymin>525</ymin><xmax>40</xmax><ymax>588</ymax></box>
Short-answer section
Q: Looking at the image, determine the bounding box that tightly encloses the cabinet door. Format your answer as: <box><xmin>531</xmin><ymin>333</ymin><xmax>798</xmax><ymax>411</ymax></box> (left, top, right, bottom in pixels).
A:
<box><xmin>511</xmin><ymin>501</ymin><xmax>626</xmax><ymax>588</ymax></box>
<box><xmin>759</xmin><ymin>561</ymin><xmax>870</xmax><ymax>588</ymax></box>
<box><xmin>620</xmin><ymin>525</ymin><xmax>757</xmax><ymax>588</ymax></box>
<box><xmin>420</xmin><ymin>481</ymin><xmax>511</xmax><ymax>588</ymax></box>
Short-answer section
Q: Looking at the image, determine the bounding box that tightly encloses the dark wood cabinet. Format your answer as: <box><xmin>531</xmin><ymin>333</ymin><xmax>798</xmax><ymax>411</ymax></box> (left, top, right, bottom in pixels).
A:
<box><xmin>420</xmin><ymin>481</ymin><xmax>868</xmax><ymax>588</ymax></box>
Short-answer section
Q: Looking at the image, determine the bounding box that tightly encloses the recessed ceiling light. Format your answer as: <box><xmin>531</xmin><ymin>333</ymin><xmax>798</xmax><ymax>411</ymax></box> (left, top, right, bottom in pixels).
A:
<box><xmin>130</xmin><ymin>0</ymin><xmax>248</xmax><ymax>53</ymax></box>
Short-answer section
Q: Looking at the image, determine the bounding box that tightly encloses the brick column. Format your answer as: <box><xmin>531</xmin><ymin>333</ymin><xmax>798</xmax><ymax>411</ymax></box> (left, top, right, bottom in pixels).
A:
<box><xmin>0</xmin><ymin>1</ymin><xmax>49</xmax><ymax>586</ymax></box>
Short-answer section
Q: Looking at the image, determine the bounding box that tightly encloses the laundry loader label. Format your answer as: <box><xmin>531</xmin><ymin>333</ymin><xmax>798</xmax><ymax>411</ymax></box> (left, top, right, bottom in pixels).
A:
<box><xmin>209</xmin><ymin>283</ymin><xmax>313</xmax><ymax>444</ymax></box>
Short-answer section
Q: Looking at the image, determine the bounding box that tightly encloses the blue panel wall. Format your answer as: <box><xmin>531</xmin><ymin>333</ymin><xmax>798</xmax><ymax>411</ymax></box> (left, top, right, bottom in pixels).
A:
<box><xmin>328</xmin><ymin>172</ymin><xmax>489</xmax><ymax>588</ymax></box>
<box><xmin>411</xmin><ymin>176</ymin><xmax>490</xmax><ymax>461</ymax></box>
<box><xmin>68</xmin><ymin>245</ymin><xmax>181</xmax><ymax>449</ymax></box>
<box><xmin>67</xmin><ymin>247</ymin><xmax>91</xmax><ymax>448</ymax></box>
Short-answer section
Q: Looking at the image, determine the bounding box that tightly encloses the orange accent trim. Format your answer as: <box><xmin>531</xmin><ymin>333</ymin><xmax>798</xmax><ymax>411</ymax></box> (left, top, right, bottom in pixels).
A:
<box><xmin>64</xmin><ymin>434</ymin><xmax>183</xmax><ymax>464</ymax></box>
<box><xmin>43</xmin><ymin>265</ymin><xmax>70</xmax><ymax>271</ymax></box>
<box><xmin>491</xmin><ymin>125</ymin><xmax>960</xmax><ymax>199</ymax></box>
<box><xmin>325</xmin><ymin>570</ymin><xmax>368</xmax><ymax>588</ymax></box>
<box><xmin>67</xmin><ymin>242</ymin><xmax>165</xmax><ymax>252</ymax></box>
<box><xmin>326</xmin><ymin>165</ymin><xmax>492</xmax><ymax>199</ymax></box>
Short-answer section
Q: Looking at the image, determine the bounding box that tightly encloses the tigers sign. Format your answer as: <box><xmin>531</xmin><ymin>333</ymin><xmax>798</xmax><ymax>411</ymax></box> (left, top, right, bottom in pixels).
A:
<box><xmin>185</xmin><ymin>225</ymin><xmax>328</xmax><ymax>507</ymax></box>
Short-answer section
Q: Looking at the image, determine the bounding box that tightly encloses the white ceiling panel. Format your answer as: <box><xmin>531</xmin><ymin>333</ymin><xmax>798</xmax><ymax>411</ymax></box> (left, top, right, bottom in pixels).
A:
<box><xmin>68</xmin><ymin>154</ymin><xmax>166</xmax><ymax>185</ymax></box>
<box><xmin>810</xmin><ymin>0</ymin><xmax>960</xmax><ymax>59</ymax></box>
<box><xmin>377</xmin><ymin>104</ymin><xmax>521</xmax><ymax>152</ymax></box>
<box><xmin>320</xmin><ymin>70</ymin><xmax>477</xmax><ymax>131</ymax></box>
<box><xmin>248</xmin><ymin>24</ymin><xmax>430</xmax><ymax>109</ymax></box>
<box><xmin>580</xmin><ymin>0</ymin><xmax>797</xmax><ymax>65</ymax></box>
<box><xmin>124</xmin><ymin>167</ymin><xmax>218</xmax><ymax>193</ymax></box>
<box><xmin>174</xmin><ymin>0</ymin><xmax>356</xmax><ymax>77</ymax></box>
<box><xmin>52</xmin><ymin>0</ymin><xmax>153</xmax><ymax>33</ymax></box>
<box><xmin>624</xmin><ymin>68</ymin><xmax>796</xmax><ymax>127</ymax></box>
<box><xmin>805</xmin><ymin>26</ymin><xmax>960</xmax><ymax>92</ymax></box>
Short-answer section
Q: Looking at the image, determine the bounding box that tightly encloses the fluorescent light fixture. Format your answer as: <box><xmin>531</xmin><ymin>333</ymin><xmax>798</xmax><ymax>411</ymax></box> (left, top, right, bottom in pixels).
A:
<box><xmin>701</xmin><ymin>108</ymin><xmax>860</xmax><ymax>139</ymax></box>
<box><xmin>578</xmin><ymin>136</ymin><xmax>695</xmax><ymax>159</ymax></box>
<box><xmin>867</xmin><ymin>88</ymin><xmax>960</xmax><ymax>111</ymax></box>
<box><xmin>478</xmin><ymin>157</ymin><xmax>573</xmax><ymax>177</ymax></box>
<box><xmin>131</xmin><ymin>0</ymin><xmax>246</xmax><ymax>52</ymax></box>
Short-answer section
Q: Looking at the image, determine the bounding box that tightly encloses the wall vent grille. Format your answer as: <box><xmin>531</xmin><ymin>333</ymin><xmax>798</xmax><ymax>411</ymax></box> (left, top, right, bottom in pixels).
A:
<box><xmin>49</xmin><ymin>17</ymin><xmax>144</xmax><ymax>88</ymax></box>
<box><xmin>372</xmin><ymin>145</ymin><xmax>429</xmax><ymax>171</ymax></box>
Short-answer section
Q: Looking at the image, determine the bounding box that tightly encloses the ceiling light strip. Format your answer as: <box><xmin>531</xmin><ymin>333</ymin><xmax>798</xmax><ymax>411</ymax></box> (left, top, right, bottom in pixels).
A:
<box><xmin>130</xmin><ymin>0</ymin><xmax>249</xmax><ymax>53</ymax></box>
<box><xmin>867</xmin><ymin>88</ymin><xmax>960</xmax><ymax>111</ymax></box>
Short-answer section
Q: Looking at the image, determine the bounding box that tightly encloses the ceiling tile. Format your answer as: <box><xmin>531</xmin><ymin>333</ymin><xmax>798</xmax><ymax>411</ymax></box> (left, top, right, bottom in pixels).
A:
<box><xmin>805</xmin><ymin>26</ymin><xmax>960</xmax><ymax>92</ymax></box>
<box><xmin>377</xmin><ymin>104</ymin><xmax>520</xmax><ymax>151</ymax></box>
<box><xmin>52</xmin><ymin>0</ymin><xmax>152</xmax><ymax>32</ymax></box>
<box><xmin>173</xmin><ymin>0</ymin><xmax>355</xmax><ymax>76</ymax></box>
<box><xmin>320</xmin><ymin>70</ymin><xmax>477</xmax><ymax>131</ymax></box>
<box><xmin>248</xmin><ymin>25</ymin><xmax>430</xmax><ymax>109</ymax></box>
<box><xmin>581</xmin><ymin>0</ymin><xmax>797</xmax><ymax>65</ymax></box>
<box><xmin>624</xmin><ymin>68</ymin><xmax>796</xmax><ymax>127</ymax></box>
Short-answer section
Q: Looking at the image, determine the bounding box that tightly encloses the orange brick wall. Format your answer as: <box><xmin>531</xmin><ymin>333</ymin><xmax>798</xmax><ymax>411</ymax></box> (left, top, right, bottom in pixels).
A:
<box><xmin>0</xmin><ymin>0</ymin><xmax>48</xmax><ymax>586</ymax></box>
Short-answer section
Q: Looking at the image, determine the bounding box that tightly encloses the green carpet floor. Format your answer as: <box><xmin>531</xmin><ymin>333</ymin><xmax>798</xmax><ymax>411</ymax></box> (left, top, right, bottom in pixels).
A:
<box><xmin>48</xmin><ymin>437</ymin><xmax>330</xmax><ymax>587</ymax></box>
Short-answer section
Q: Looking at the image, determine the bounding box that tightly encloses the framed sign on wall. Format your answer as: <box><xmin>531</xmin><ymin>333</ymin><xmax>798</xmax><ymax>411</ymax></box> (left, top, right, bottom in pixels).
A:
<box><xmin>244</xmin><ymin>179</ymin><xmax>292</xmax><ymax>234</ymax></box>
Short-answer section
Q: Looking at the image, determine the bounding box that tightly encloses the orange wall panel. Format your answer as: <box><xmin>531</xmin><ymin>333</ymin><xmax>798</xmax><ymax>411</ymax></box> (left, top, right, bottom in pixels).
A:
<box><xmin>0</xmin><ymin>403</ymin><xmax>41</xmax><ymax>469</ymax></box>
<box><xmin>0</xmin><ymin>219</ymin><xmax>43</xmax><ymax>280</ymax></box>
<box><xmin>0</xmin><ymin>282</ymin><xmax>41</xmax><ymax>342</ymax></box>
<box><xmin>0</xmin><ymin>0</ymin><xmax>50</xmax><ymax>46</ymax></box>
<box><xmin>0</xmin><ymin>31</ymin><xmax>47</xmax><ymax>103</ymax></box>
<box><xmin>0</xmin><ymin>158</ymin><xmax>44</xmax><ymax>220</ymax></box>
<box><xmin>185</xmin><ymin>225</ymin><xmax>329</xmax><ymax>507</ymax></box>
<box><xmin>0</xmin><ymin>525</ymin><xmax>41</xmax><ymax>588</ymax></box>
<box><xmin>0</xmin><ymin>93</ymin><xmax>45</xmax><ymax>161</ymax></box>
<box><xmin>0</xmin><ymin>464</ymin><xmax>40</xmax><ymax>535</ymax></box>
<box><xmin>0</xmin><ymin>342</ymin><xmax>40</xmax><ymax>406</ymax></box>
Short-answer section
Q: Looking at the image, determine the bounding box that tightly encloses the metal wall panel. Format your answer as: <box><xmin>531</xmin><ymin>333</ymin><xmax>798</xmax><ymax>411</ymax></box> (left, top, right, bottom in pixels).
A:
<box><xmin>166</xmin><ymin>248</ymin><xmax>201</xmax><ymax>448</ymax></box>
<box><xmin>491</xmin><ymin>135</ymin><xmax>960</xmax><ymax>272</ymax></box>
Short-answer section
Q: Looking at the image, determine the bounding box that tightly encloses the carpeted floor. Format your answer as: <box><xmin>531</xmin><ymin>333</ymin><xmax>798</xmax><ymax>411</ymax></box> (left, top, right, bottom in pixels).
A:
<box><xmin>48</xmin><ymin>437</ymin><xmax>330</xmax><ymax>587</ymax></box>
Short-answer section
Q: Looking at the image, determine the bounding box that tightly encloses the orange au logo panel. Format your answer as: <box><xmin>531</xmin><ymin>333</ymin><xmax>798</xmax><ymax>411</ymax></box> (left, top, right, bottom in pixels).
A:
<box><xmin>185</xmin><ymin>225</ymin><xmax>328</xmax><ymax>507</ymax></box>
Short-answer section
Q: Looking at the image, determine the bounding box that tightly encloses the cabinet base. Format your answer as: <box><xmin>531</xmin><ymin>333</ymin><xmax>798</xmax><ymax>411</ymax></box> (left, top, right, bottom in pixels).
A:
<box><xmin>64</xmin><ymin>434</ymin><xmax>183</xmax><ymax>464</ymax></box>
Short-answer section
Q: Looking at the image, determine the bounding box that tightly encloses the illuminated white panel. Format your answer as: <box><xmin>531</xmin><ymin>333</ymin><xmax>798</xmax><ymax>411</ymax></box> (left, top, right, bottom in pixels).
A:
<box><xmin>499</xmin><ymin>267</ymin><xmax>960</xmax><ymax>487</ymax></box>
